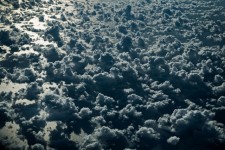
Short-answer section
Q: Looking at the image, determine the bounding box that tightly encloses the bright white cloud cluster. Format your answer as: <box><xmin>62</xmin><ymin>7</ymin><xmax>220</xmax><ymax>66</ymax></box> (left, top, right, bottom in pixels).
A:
<box><xmin>0</xmin><ymin>0</ymin><xmax>225</xmax><ymax>149</ymax></box>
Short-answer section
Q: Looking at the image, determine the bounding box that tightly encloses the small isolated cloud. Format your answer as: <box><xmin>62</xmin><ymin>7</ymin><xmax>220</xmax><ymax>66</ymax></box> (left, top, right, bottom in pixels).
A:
<box><xmin>167</xmin><ymin>136</ymin><xmax>180</xmax><ymax>145</ymax></box>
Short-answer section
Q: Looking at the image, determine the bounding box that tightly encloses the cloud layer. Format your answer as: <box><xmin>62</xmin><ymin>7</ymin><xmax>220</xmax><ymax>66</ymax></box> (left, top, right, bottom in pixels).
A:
<box><xmin>0</xmin><ymin>0</ymin><xmax>225</xmax><ymax>149</ymax></box>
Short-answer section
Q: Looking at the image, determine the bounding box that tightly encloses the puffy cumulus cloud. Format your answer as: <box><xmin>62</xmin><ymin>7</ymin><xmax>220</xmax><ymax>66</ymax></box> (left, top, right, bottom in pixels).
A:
<box><xmin>44</xmin><ymin>62</ymin><xmax>82</xmax><ymax>83</ymax></box>
<box><xmin>114</xmin><ymin>61</ymin><xmax>139</xmax><ymax>85</ymax></box>
<box><xmin>217</xmin><ymin>96</ymin><xmax>225</xmax><ymax>106</ymax></box>
<box><xmin>63</xmin><ymin>54</ymin><xmax>88</xmax><ymax>74</ymax></box>
<box><xmin>144</xmin><ymin>99</ymin><xmax>171</xmax><ymax>119</ymax></box>
<box><xmin>93</xmin><ymin>72</ymin><xmax>119</xmax><ymax>95</ymax></box>
<box><xmin>119</xmin><ymin>104</ymin><xmax>142</xmax><ymax>119</ymax></box>
<box><xmin>0</xmin><ymin>67</ymin><xmax>7</xmax><ymax>80</ymax></box>
<box><xmin>117</xmin><ymin>35</ymin><xmax>133</xmax><ymax>52</ymax></box>
<box><xmin>91</xmin><ymin>116</ymin><xmax>106</xmax><ymax>126</ymax></box>
<box><xmin>80</xmin><ymin>135</ymin><xmax>101</xmax><ymax>150</ymax></box>
<box><xmin>214</xmin><ymin>74</ymin><xmax>224</xmax><ymax>84</ymax></box>
<box><xmin>117</xmin><ymin>24</ymin><xmax>128</xmax><ymax>34</ymax></box>
<box><xmin>0</xmin><ymin>91</ymin><xmax>12</xmax><ymax>103</ymax></box>
<box><xmin>136</xmin><ymin>127</ymin><xmax>160</xmax><ymax>140</ymax></box>
<box><xmin>13</xmin><ymin>118</ymin><xmax>46</xmax><ymax>147</ymax></box>
<box><xmin>25</xmin><ymin>82</ymin><xmax>43</xmax><ymax>100</ymax></box>
<box><xmin>48</xmin><ymin>122</ymin><xmax>78</xmax><ymax>150</ymax></box>
<box><xmin>45</xmin><ymin>25</ymin><xmax>63</xmax><ymax>46</ymax></box>
<box><xmin>1</xmin><ymin>52</ymin><xmax>40</xmax><ymax>75</ymax></box>
<box><xmin>79</xmin><ymin>107</ymin><xmax>92</xmax><ymax>119</ymax></box>
<box><xmin>22</xmin><ymin>68</ymin><xmax>37</xmax><ymax>82</ymax></box>
<box><xmin>151</xmin><ymin>91</ymin><xmax>169</xmax><ymax>101</ymax></box>
<box><xmin>187</xmin><ymin>72</ymin><xmax>204</xmax><ymax>83</ymax></box>
<box><xmin>137</xmin><ymin>37</ymin><xmax>146</xmax><ymax>48</ymax></box>
<box><xmin>213</xmin><ymin>82</ymin><xmax>225</xmax><ymax>96</ymax></box>
<box><xmin>18</xmin><ymin>33</ymin><xmax>32</xmax><ymax>45</ymax></box>
<box><xmin>127</xmin><ymin>94</ymin><xmax>143</xmax><ymax>105</ymax></box>
<box><xmin>167</xmin><ymin>107</ymin><xmax>225</xmax><ymax>148</ymax></box>
<box><xmin>170</xmin><ymin>108</ymin><xmax>214</xmax><ymax>134</ymax></box>
<box><xmin>0</xmin><ymin>103</ymin><xmax>11</xmax><ymax>128</ymax></box>
<box><xmin>98</xmin><ymin>52</ymin><xmax>115</xmax><ymax>71</ymax></box>
<box><xmin>150</xmin><ymin>81</ymin><xmax>175</xmax><ymax>94</ymax></box>
<box><xmin>122</xmin><ymin>5</ymin><xmax>134</xmax><ymax>20</ymax></box>
<box><xmin>167</xmin><ymin>136</ymin><xmax>180</xmax><ymax>145</ymax></box>
<box><xmin>63</xmin><ymin>82</ymin><xmax>90</xmax><ymax>101</ymax></box>
<box><xmin>13</xmin><ymin>102</ymin><xmax>40</xmax><ymax>120</ymax></box>
<box><xmin>31</xmin><ymin>143</ymin><xmax>45</xmax><ymax>150</ymax></box>
<box><xmin>43</xmin><ymin>45</ymin><xmax>65</xmax><ymax>62</ymax></box>
<box><xmin>144</xmin><ymin>119</ymin><xmax>158</xmax><ymax>129</ymax></box>
<box><xmin>90</xmin><ymin>35</ymin><xmax>110</xmax><ymax>51</ymax></box>
<box><xmin>85</xmin><ymin>142</ymin><xmax>101</xmax><ymax>150</ymax></box>
<box><xmin>94</xmin><ymin>126</ymin><xmax>128</xmax><ymax>149</ymax></box>
<box><xmin>0</xmin><ymin>30</ymin><xmax>15</xmax><ymax>46</ymax></box>
<box><xmin>135</xmin><ymin>127</ymin><xmax>160</xmax><ymax>149</ymax></box>
<box><xmin>1</xmin><ymin>0</ymin><xmax>225</xmax><ymax>149</ymax></box>
<box><xmin>42</xmin><ymin>93</ymin><xmax>78</xmax><ymax>121</ymax></box>
<box><xmin>95</xmin><ymin>93</ymin><xmax>115</xmax><ymax>107</ymax></box>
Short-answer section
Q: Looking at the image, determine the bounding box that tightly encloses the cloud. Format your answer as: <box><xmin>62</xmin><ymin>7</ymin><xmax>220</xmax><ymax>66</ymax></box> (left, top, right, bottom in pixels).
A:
<box><xmin>94</xmin><ymin>126</ymin><xmax>128</xmax><ymax>149</ymax></box>
<box><xmin>119</xmin><ymin>104</ymin><xmax>142</xmax><ymax>119</ymax></box>
<box><xmin>49</xmin><ymin>125</ymin><xmax>78</xmax><ymax>150</ymax></box>
<box><xmin>43</xmin><ymin>45</ymin><xmax>64</xmax><ymax>62</ymax></box>
<box><xmin>79</xmin><ymin>107</ymin><xmax>92</xmax><ymax>119</ymax></box>
<box><xmin>99</xmin><ymin>52</ymin><xmax>115</xmax><ymax>70</ymax></box>
<box><xmin>1</xmin><ymin>0</ymin><xmax>225</xmax><ymax>149</ymax></box>
<box><xmin>25</xmin><ymin>82</ymin><xmax>42</xmax><ymax>100</ymax></box>
<box><xmin>135</xmin><ymin>127</ymin><xmax>160</xmax><ymax>149</ymax></box>
<box><xmin>0</xmin><ymin>105</ymin><xmax>11</xmax><ymax>128</ymax></box>
<box><xmin>0</xmin><ymin>67</ymin><xmax>7</xmax><ymax>80</ymax></box>
<box><xmin>42</xmin><ymin>93</ymin><xmax>78</xmax><ymax>121</ymax></box>
<box><xmin>170</xmin><ymin>108</ymin><xmax>211</xmax><ymax>134</ymax></box>
<box><xmin>117</xmin><ymin>35</ymin><xmax>133</xmax><ymax>52</ymax></box>
<box><xmin>213</xmin><ymin>82</ymin><xmax>225</xmax><ymax>96</ymax></box>
<box><xmin>31</xmin><ymin>143</ymin><xmax>45</xmax><ymax>150</ymax></box>
<box><xmin>96</xmin><ymin>93</ymin><xmax>115</xmax><ymax>107</ymax></box>
<box><xmin>127</xmin><ymin>94</ymin><xmax>143</xmax><ymax>105</ymax></box>
<box><xmin>0</xmin><ymin>30</ymin><xmax>15</xmax><ymax>46</ymax></box>
<box><xmin>85</xmin><ymin>142</ymin><xmax>101</xmax><ymax>150</ymax></box>
<box><xmin>218</xmin><ymin>96</ymin><xmax>225</xmax><ymax>105</ymax></box>
<box><xmin>167</xmin><ymin>136</ymin><xmax>180</xmax><ymax>145</ymax></box>
<box><xmin>117</xmin><ymin>24</ymin><xmax>128</xmax><ymax>34</ymax></box>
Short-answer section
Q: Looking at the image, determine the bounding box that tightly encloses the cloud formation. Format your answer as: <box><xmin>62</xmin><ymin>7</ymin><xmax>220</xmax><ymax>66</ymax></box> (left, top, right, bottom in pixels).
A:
<box><xmin>0</xmin><ymin>0</ymin><xmax>225</xmax><ymax>149</ymax></box>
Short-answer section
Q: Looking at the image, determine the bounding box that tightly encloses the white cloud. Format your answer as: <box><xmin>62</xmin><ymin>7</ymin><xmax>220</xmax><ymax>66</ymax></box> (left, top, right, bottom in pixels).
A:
<box><xmin>1</xmin><ymin>0</ymin><xmax>225</xmax><ymax>149</ymax></box>
<box><xmin>167</xmin><ymin>136</ymin><xmax>180</xmax><ymax>145</ymax></box>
